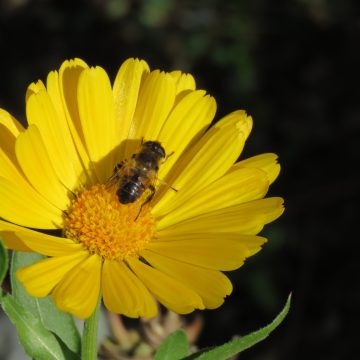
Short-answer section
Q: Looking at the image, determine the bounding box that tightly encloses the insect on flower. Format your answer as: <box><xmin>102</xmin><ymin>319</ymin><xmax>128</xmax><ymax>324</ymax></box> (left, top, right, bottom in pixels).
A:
<box><xmin>108</xmin><ymin>140</ymin><xmax>176</xmax><ymax>220</ymax></box>
<box><xmin>0</xmin><ymin>57</ymin><xmax>284</xmax><ymax>320</ymax></box>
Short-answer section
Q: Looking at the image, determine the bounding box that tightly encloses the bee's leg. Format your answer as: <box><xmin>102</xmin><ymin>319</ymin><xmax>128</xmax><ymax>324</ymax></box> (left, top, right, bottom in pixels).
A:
<box><xmin>106</xmin><ymin>161</ymin><xmax>124</xmax><ymax>187</ymax></box>
<box><xmin>135</xmin><ymin>185</ymin><xmax>156</xmax><ymax>221</ymax></box>
<box><xmin>113</xmin><ymin>162</ymin><xmax>123</xmax><ymax>173</ymax></box>
<box><xmin>162</xmin><ymin>151</ymin><xmax>174</xmax><ymax>164</ymax></box>
<box><xmin>157</xmin><ymin>177</ymin><xmax>178</xmax><ymax>192</ymax></box>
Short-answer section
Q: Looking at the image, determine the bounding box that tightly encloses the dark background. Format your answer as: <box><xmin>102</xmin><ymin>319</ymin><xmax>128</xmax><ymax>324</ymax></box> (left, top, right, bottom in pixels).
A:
<box><xmin>0</xmin><ymin>0</ymin><xmax>359</xmax><ymax>359</ymax></box>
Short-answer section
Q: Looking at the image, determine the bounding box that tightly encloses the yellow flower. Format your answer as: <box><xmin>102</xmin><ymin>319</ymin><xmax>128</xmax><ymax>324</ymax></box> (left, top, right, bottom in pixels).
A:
<box><xmin>0</xmin><ymin>58</ymin><xmax>284</xmax><ymax>319</ymax></box>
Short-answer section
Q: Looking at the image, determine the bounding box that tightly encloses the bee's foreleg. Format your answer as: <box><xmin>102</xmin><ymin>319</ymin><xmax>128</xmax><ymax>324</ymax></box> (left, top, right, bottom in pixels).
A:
<box><xmin>113</xmin><ymin>162</ymin><xmax>123</xmax><ymax>173</ymax></box>
<box><xmin>135</xmin><ymin>185</ymin><xmax>156</xmax><ymax>221</ymax></box>
<box><xmin>157</xmin><ymin>177</ymin><xmax>178</xmax><ymax>192</ymax></box>
<box><xmin>106</xmin><ymin>161</ymin><xmax>124</xmax><ymax>188</ymax></box>
<box><xmin>162</xmin><ymin>151</ymin><xmax>174</xmax><ymax>164</ymax></box>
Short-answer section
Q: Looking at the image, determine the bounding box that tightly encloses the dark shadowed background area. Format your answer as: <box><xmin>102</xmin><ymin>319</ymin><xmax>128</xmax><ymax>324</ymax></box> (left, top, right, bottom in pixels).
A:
<box><xmin>0</xmin><ymin>0</ymin><xmax>359</xmax><ymax>359</ymax></box>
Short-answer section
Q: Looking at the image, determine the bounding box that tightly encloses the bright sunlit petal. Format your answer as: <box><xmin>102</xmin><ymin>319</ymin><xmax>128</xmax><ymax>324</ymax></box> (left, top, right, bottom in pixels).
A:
<box><xmin>102</xmin><ymin>259</ymin><xmax>157</xmax><ymax>318</ymax></box>
<box><xmin>52</xmin><ymin>254</ymin><xmax>101</xmax><ymax>319</ymax></box>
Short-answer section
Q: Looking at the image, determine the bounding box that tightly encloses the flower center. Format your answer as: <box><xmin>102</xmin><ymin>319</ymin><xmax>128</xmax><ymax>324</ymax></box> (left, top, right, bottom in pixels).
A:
<box><xmin>64</xmin><ymin>184</ymin><xmax>156</xmax><ymax>260</ymax></box>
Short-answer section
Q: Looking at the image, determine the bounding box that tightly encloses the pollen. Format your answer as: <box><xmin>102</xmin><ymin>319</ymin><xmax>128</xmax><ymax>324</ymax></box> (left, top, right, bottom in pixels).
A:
<box><xmin>64</xmin><ymin>184</ymin><xmax>156</xmax><ymax>260</ymax></box>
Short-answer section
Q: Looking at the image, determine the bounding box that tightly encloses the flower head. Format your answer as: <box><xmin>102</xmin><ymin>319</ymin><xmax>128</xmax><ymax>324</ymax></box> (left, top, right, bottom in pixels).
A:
<box><xmin>0</xmin><ymin>58</ymin><xmax>284</xmax><ymax>318</ymax></box>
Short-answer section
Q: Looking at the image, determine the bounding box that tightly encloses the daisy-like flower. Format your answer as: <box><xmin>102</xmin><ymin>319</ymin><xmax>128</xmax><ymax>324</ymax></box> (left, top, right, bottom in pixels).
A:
<box><xmin>0</xmin><ymin>58</ymin><xmax>284</xmax><ymax>319</ymax></box>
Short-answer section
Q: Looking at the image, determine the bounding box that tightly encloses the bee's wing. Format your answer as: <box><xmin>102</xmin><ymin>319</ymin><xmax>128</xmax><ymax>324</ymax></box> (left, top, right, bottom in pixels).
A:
<box><xmin>105</xmin><ymin>159</ymin><xmax>133</xmax><ymax>189</ymax></box>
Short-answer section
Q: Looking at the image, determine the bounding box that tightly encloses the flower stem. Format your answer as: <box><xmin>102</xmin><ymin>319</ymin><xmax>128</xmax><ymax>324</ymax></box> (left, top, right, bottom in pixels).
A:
<box><xmin>82</xmin><ymin>295</ymin><xmax>101</xmax><ymax>360</ymax></box>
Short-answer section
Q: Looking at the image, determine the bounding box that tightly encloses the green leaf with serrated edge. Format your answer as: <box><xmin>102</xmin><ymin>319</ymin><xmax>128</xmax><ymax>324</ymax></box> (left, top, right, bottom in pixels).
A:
<box><xmin>1</xmin><ymin>293</ymin><xmax>70</xmax><ymax>360</ymax></box>
<box><xmin>154</xmin><ymin>330</ymin><xmax>189</xmax><ymax>360</ymax></box>
<box><xmin>0</xmin><ymin>239</ymin><xmax>8</xmax><ymax>289</ymax></box>
<box><xmin>11</xmin><ymin>251</ymin><xmax>81</xmax><ymax>356</ymax></box>
<box><xmin>186</xmin><ymin>294</ymin><xmax>291</xmax><ymax>360</ymax></box>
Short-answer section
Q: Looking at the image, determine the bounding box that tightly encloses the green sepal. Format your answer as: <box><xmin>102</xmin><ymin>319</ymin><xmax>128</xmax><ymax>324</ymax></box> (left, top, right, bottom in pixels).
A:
<box><xmin>0</xmin><ymin>293</ymin><xmax>78</xmax><ymax>360</ymax></box>
<box><xmin>11</xmin><ymin>251</ymin><xmax>81</xmax><ymax>356</ymax></box>
<box><xmin>154</xmin><ymin>330</ymin><xmax>189</xmax><ymax>360</ymax></box>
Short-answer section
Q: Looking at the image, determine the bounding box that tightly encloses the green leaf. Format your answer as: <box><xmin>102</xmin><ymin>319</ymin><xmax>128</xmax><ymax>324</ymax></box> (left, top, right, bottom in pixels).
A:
<box><xmin>0</xmin><ymin>239</ymin><xmax>8</xmax><ymax>289</ymax></box>
<box><xmin>188</xmin><ymin>294</ymin><xmax>291</xmax><ymax>360</ymax></box>
<box><xmin>1</xmin><ymin>293</ymin><xmax>70</xmax><ymax>360</ymax></box>
<box><xmin>154</xmin><ymin>330</ymin><xmax>189</xmax><ymax>360</ymax></box>
<box><xmin>11</xmin><ymin>251</ymin><xmax>81</xmax><ymax>356</ymax></box>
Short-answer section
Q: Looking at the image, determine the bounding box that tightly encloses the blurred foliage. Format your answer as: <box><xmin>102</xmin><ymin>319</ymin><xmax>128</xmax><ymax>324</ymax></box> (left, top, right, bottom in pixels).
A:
<box><xmin>0</xmin><ymin>0</ymin><xmax>359</xmax><ymax>359</ymax></box>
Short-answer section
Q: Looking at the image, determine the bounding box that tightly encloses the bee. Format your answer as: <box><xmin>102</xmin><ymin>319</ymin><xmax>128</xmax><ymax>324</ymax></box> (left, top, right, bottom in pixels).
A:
<box><xmin>108</xmin><ymin>141</ymin><xmax>174</xmax><ymax>220</ymax></box>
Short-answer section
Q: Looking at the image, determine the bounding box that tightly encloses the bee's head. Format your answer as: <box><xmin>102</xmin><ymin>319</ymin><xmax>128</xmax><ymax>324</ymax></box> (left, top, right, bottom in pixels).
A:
<box><xmin>142</xmin><ymin>141</ymin><xmax>166</xmax><ymax>158</ymax></box>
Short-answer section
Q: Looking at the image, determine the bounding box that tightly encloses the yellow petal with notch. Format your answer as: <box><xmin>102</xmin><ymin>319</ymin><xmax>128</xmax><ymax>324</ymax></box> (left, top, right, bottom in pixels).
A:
<box><xmin>153</xmin><ymin>111</ymin><xmax>252</xmax><ymax>216</ymax></box>
<box><xmin>15</xmin><ymin>125</ymin><xmax>70</xmax><ymax>210</ymax></box>
<box><xmin>52</xmin><ymin>254</ymin><xmax>102</xmax><ymax>319</ymax></box>
<box><xmin>113</xmin><ymin>58</ymin><xmax>150</xmax><ymax>150</ymax></box>
<box><xmin>26</xmin><ymin>89</ymin><xmax>82</xmax><ymax>190</ymax></box>
<box><xmin>58</xmin><ymin>58</ymin><xmax>96</xmax><ymax>184</ymax></box>
<box><xmin>158</xmin><ymin>197</ymin><xmax>284</xmax><ymax>235</ymax></box>
<box><xmin>141</xmin><ymin>249</ymin><xmax>232</xmax><ymax>309</ymax></box>
<box><xmin>127</xmin><ymin>70</ymin><xmax>176</xmax><ymax>153</ymax></box>
<box><xmin>0</xmin><ymin>110</ymin><xmax>24</xmax><ymax>182</ymax></box>
<box><xmin>0</xmin><ymin>108</ymin><xmax>24</xmax><ymax>136</ymax></box>
<box><xmin>148</xmin><ymin>233</ymin><xmax>266</xmax><ymax>271</ymax></box>
<box><xmin>127</xmin><ymin>257</ymin><xmax>204</xmax><ymax>314</ymax></box>
<box><xmin>77</xmin><ymin>66</ymin><xmax>118</xmax><ymax>182</ymax></box>
<box><xmin>102</xmin><ymin>259</ymin><xmax>157</xmax><ymax>318</ymax></box>
<box><xmin>156</xmin><ymin>167</ymin><xmax>269</xmax><ymax>229</ymax></box>
<box><xmin>232</xmin><ymin>153</ymin><xmax>280</xmax><ymax>185</ymax></box>
<box><xmin>169</xmin><ymin>71</ymin><xmax>196</xmax><ymax>94</ymax></box>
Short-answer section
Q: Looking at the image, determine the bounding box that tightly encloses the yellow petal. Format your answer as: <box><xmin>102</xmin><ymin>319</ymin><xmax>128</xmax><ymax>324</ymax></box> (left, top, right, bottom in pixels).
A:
<box><xmin>26</xmin><ymin>87</ymin><xmax>83</xmax><ymax>190</ymax></box>
<box><xmin>0</xmin><ymin>146</ymin><xmax>23</xmax><ymax>184</ymax></box>
<box><xmin>102</xmin><ymin>259</ymin><xmax>157</xmax><ymax>318</ymax></box>
<box><xmin>77</xmin><ymin>66</ymin><xmax>118</xmax><ymax>182</ymax></box>
<box><xmin>148</xmin><ymin>233</ymin><xmax>266</xmax><ymax>271</ymax></box>
<box><xmin>0</xmin><ymin>110</ymin><xmax>24</xmax><ymax>182</ymax></box>
<box><xmin>15</xmin><ymin>231</ymin><xmax>84</xmax><ymax>257</ymax></box>
<box><xmin>0</xmin><ymin>220</ymin><xmax>32</xmax><ymax>251</ymax></box>
<box><xmin>157</xmin><ymin>167</ymin><xmax>269</xmax><ymax>230</ymax></box>
<box><xmin>0</xmin><ymin>119</ymin><xmax>62</xmax><ymax>229</ymax></box>
<box><xmin>141</xmin><ymin>249</ymin><xmax>232</xmax><ymax>309</ymax></box>
<box><xmin>232</xmin><ymin>153</ymin><xmax>280</xmax><ymax>185</ymax></box>
<box><xmin>15</xmin><ymin>125</ymin><xmax>70</xmax><ymax>210</ymax></box>
<box><xmin>153</xmin><ymin>111</ymin><xmax>252</xmax><ymax>216</ymax></box>
<box><xmin>0</xmin><ymin>108</ymin><xmax>24</xmax><ymax>136</ymax></box>
<box><xmin>0</xmin><ymin>177</ymin><xmax>63</xmax><ymax>229</ymax></box>
<box><xmin>169</xmin><ymin>71</ymin><xmax>196</xmax><ymax>94</ymax></box>
<box><xmin>17</xmin><ymin>251</ymin><xmax>89</xmax><ymax>297</ymax></box>
<box><xmin>113</xmin><ymin>58</ymin><xmax>150</xmax><ymax>153</ymax></box>
<box><xmin>58</xmin><ymin>58</ymin><xmax>96</xmax><ymax>184</ymax></box>
<box><xmin>158</xmin><ymin>197</ymin><xmax>284</xmax><ymax>235</ymax></box>
<box><xmin>127</xmin><ymin>70</ymin><xmax>176</xmax><ymax>154</ymax></box>
<box><xmin>25</xmin><ymin>79</ymin><xmax>46</xmax><ymax>102</ymax></box>
<box><xmin>0</xmin><ymin>233</ymin><xmax>31</xmax><ymax>252</ymax></box>
<box><xmin>52</xmin><ymin>254</ymin><xmax>102</xmax><ymax>319</ymax></box>
<box><xmin>157</xmin><ymin>90</ymin><xmax>216</xmax><ymax>179</ymax></box>
<box><xmin>0</xmin><ymin>219</ymin><xmax>77</xmax><ymax>253</ymax></box>
<box><xmin>127</xmin><ymin>257</ymin><xmax>204</xmax><ymax>314</ymax></box>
